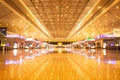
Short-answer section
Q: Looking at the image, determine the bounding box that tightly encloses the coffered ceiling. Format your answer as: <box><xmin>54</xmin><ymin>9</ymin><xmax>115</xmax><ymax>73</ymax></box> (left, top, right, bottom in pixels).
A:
<box><xmin>0</xmin><ymin>0</ymin><xmax>120</xmax><ymax>42</ymax></box>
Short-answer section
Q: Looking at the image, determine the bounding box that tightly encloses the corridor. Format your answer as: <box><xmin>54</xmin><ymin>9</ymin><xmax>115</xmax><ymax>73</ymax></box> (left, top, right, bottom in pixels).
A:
<box><xmin>0</xmin><ymin>48</ymin><xmax>120</xmax><ymax>80</ymax></box>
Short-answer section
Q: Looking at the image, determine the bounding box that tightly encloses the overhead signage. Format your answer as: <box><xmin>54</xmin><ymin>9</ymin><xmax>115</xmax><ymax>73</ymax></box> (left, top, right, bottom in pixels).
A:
<box><xmin>113</xmin><ymin>29</ymin><xmax>120</xmax><ymax>37</ymax></box>
<box><xmin>86</xmin><ymin>37</ymin><xmax>95</xmax><ymax>41</ymax></box>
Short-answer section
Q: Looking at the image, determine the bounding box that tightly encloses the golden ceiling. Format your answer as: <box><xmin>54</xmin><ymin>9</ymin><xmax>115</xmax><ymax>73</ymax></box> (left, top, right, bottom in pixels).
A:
<box><xmin>0</xmin><ymin>0</ymin><xmax>120</xmax><ymax>42</ymax></box>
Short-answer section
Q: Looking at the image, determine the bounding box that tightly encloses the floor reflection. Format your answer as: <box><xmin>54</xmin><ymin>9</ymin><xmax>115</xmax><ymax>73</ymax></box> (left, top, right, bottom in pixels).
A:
<box><xmin>71</xmin><ymin>48</ymin><xmax>120</xmax><ymax>64</ymax></box>
<box><xmin>0</xmin><ymin>48</ymin><xmax>120</xmax><ymax>80</ymax></box>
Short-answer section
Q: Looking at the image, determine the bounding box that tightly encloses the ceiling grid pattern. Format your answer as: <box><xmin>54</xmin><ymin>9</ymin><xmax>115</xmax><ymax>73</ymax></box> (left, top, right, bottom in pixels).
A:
<box><xmin>0</xmin><ymin>0</ymin><xmax>120</xmax><ymax>42</ymax></box>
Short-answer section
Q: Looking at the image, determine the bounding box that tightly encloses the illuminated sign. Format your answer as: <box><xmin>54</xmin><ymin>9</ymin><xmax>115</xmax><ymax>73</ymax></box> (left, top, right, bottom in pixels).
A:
<box><xmin>113</xmin><ymin>29</ymin><xmax>120</xmax><ymax>37</ymax></box>
<box><xmin>86</xmin><ymin>37</ymin><xmax>95</xmax><ymax>41</ymax></box>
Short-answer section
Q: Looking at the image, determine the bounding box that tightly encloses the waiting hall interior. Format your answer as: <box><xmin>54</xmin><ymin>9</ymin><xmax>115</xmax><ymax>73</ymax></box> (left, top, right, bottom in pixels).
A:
<box><xmin>0</xmin><ymin>0</ymin><xmax>120</xmax><ymax>80</ymax></box>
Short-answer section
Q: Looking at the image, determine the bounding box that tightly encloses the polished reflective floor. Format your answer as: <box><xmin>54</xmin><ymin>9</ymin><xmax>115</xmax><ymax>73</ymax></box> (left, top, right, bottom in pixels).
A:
<box><xmin>0</xmin><ymin>48</ymin><xmax>120</xmax><ymax>80</ymax></box>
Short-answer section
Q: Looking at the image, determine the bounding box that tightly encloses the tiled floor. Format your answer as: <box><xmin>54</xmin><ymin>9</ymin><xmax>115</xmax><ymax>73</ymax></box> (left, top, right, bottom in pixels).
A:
<box><xmin>0</xmin><ymin>48</ymin><xmax>120</xmax><ymax>80</ymax></box>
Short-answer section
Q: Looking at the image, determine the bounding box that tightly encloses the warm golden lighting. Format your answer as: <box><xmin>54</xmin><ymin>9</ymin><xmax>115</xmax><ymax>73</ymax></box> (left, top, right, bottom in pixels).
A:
<box><xmin>36</xmin><ymin>6</ymin><xmax>38</xmax><ymax>9</ymax></box>
<box><xmin>19</xmin><ymin>0</ymin><xmax>52</xmax><ymax>39</ymax></box>
<box><xmin>67</xmin><ymin>0</ymin><xmax>101</xmax><ymax>39</ymax></box>
<box><xmin>113</xmin><ymin>20</ymin><xmax>115</xmax><ymax>22</ymax></box>
<box><xmin>12</xmin><ymin>24</ymin><xmax>15</xmax><ymax>26</ymax></box>
<box><xmin>116</xmin><ymin>6</ymin><xmax>120</xmax><ymax>9</ymax></box>
<box><xmin>65</xmin><ymin>14</ymin><xmax>67</xmax><ymax>16</ymax></box>
<box><xmin>56</xmin><ymin>6</ymin><xmax>59</xmax><ymax>9</ymax></box>
<box><xmin>87</xmin><ymin>7</ymin><xmax>90</xmax><ymax>9</ymax></box>
<box><xmin>97</xmin><ymin>6</ymin><xmax>102</xmax><ymax>9</ymax></box>
<box><xmin>58</xmin><ymin>42</ymin><xmax>62</xmax><ymax>46</ymax></box>
<box><xmin>105</xmin><ymin>14</ymin><xmax>107</xmax><ymax>17</ymax></box>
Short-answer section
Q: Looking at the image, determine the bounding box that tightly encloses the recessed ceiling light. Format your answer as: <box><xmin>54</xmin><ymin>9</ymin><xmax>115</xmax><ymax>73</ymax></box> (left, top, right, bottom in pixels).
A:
<box><xmin>65</xmin><ymin>14</ymin><xmax>67</xmax><ymax>16</ymax></box>
<box><xmin>112</xmin><ymin>20</ymin><xmax>115</xmax><ymax>22</ymax></box>
<box><xmin>116</xmin><ymin>6</ymin><xmax>119</xmax><ymax>9</ymax></box>
<box><xmin>105</xmin><ymin>14</ymin><xmax>107</xmax><ymax>17</ymax></box>
<box><xmin>87</xmin><ymin>7</ymin><xmax>90</xmax><ymax>9</ymax></box>
<box><xmin>36</xmin><ymin>6</ymin><xmax>38</xmax><ymax>9</ymax></box>
<box><xmin>56</xmin><ymin>6</ymin><xmax>59</xmax><ymax>9</ymax></box>
<box><xmin>97</xmin><ymin>6</ymin><xmax>102</xmax><ymax>9</ymax></box>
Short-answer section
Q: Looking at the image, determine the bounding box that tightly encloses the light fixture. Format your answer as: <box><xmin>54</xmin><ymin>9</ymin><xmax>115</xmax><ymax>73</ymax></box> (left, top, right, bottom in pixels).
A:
<box><xmin>66</xmin><ymin>6</ymin><xmax>69</xmax><ymax>8</ymax></box>
<box><xmin>65</xmin><ymin>14</ymin><xmax>67</xmax><ymax>16</ymax></box>
<box><xmin>12</xmin><ymin>24</ymin><xmax>15</xmax><ymax>26</ymax></box>
<box><xmin>97</xmin><ymin>6</ymin><xmax>102</xmax><ymax>9</ymax></box>
<box><xmin>87</xmin><ymin>7</ymin><xmax>90</xmax><ymax>9</ymax></box>
<box><xmin>105</xmin><ymin>14</ymin><xmax>107</xmax><ymax>17</ymax></box>
<box><xmin>105</xmin><ymin>19</ymin><xmax>107</xmax><ymax>22</ymax></box>
<box><xmin>20</xmin><ymin>0</ymin><xmax>52</xmax><ymax>39</ymax></box>
<box><xmin>56</xmin><ymin>6</ymin><xmax>59</xmax><ymax>9</ymax></box>
<box><xmin>116</xmin><ymin>6</ymin><xmax>119</xmax><ymax>9</ymax></box>
<box><xmin>36</xmin><ymin>6</ymin><xmax>38</xmax><ymax>9</ymax></box>
<box><xmin>112</xmin><ymin>20</ymin><xmax>115</xmax><ymax>22</ymax></box>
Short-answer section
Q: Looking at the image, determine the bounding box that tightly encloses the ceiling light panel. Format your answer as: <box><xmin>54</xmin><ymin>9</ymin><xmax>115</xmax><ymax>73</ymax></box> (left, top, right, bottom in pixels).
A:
<box><xmin>23</xmin><ymin>0</ymin><xmax>89</xmax><ymax>39</ymax></box>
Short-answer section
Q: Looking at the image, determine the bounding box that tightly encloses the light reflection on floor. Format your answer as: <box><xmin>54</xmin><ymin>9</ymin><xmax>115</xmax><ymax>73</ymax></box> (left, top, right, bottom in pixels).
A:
<box><xmin>0</xmin><ymin>48</ymin><xmax>120</xmax><ymax>80</ymax></box>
